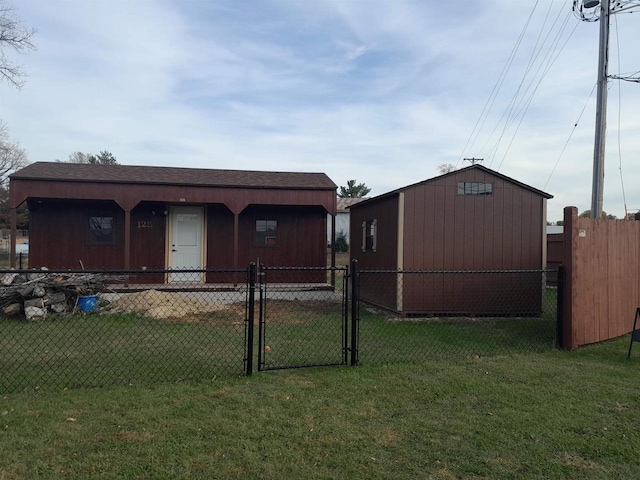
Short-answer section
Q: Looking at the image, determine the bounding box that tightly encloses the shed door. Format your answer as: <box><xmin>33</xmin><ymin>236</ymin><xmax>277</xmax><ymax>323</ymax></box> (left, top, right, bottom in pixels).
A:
<box><xmin>169</xmin><ymin>207</ymin><xmax>204</xmax><ymax>282</ymax></box>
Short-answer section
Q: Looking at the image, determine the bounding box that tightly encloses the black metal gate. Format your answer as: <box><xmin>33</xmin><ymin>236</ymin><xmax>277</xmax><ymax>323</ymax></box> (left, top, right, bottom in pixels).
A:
<box><xmin>257</xmin><ymin>265</ymin><xmax>349</xmax><ymax>371</ymax></box>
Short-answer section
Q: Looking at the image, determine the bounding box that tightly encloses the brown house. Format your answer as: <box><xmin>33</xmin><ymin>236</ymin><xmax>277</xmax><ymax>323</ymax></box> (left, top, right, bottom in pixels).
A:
<box><xmin>9</xmin><ymin>162</ymin><xmax>337</xmax><ymax>282</ymax></box>
<box><xmin>350</xmin><ymin>165</ymin><xmax>553</xmax><ymax>315</ymax></box>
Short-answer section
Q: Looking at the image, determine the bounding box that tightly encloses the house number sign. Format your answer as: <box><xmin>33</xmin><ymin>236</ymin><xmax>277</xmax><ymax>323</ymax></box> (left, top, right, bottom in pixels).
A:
<box><xmin>137</xmin><ymin>221</ymin><xmax>153</xmax><ymax>228</ymax></box>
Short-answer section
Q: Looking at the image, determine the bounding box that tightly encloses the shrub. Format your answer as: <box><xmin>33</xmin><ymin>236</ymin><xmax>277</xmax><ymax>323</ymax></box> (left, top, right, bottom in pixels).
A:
<box><xmin>335</xmin><ymin>231</ymin><xmax>349</xmax><ymax>252</ymax></box>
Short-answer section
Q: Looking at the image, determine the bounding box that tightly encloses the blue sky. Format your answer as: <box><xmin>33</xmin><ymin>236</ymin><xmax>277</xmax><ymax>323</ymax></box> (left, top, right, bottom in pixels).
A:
<box><xmin>1</xmin><ymin>0</ymin><xmax>639</xmax><ymax>222</ymax></box>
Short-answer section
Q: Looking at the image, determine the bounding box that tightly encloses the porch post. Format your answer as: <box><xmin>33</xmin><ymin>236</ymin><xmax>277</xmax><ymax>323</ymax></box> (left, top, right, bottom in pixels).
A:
<box><xmin>124</xmin><ymin>209</ymin><xmax>131</xmax><ymax>270</ymax></box>
<box><xmin>233</xmin><ymin>213</ymin><xmax>239</xmax><ymax>269</ymax></box>
<box><xmin>9</xmin><ymin>207</ymin><xmax>16</xmax><ymax>268</ymax></box>
<box><xmin>331</xmin><ymin>213</ymin><xmax>336</xmax><ymax>286</ymax></box>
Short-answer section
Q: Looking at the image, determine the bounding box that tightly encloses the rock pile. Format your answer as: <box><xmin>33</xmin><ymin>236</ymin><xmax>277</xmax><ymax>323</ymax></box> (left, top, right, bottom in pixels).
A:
<box><xmin>0</xmin><ymin>271</ymin><xmax>123</xmax><ymax>320</ymax></box>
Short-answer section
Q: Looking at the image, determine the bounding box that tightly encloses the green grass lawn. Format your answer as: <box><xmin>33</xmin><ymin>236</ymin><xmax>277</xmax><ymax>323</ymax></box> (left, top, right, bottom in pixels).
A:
<box><xmin>0</xmin><ymin>336</ymin><xmax>638</xmax><ymax>479</ymax></box>
<box><xmin>1</xmin><ymin>290</ymin><xmax>557</xmax><ymax>392</ymax></box>
<box><xmin>0</xmin><ymin>310</ymin><xmax>247</xmax><ymax>392</ymax></box>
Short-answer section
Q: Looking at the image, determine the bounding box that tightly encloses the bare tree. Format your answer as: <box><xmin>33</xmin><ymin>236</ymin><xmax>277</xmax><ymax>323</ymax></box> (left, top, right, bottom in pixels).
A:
<box><xmin>66</xmin><ymin>152</ymin><xmax>93</xmax><ymax>164</ymax></box>
<box><xmin>0</xmin><ymin>1</ymin><xmax>37</xmax><ymax>90</ymax></box>
<box><xmin>437</xmin><ymin>164</ymin><xmax>456</xmax><ymax>174</ymax></box>
<box><xmin>0</xmin><ymin>120</ymin><xmax>28</xmax><ymax>184</ymax></box>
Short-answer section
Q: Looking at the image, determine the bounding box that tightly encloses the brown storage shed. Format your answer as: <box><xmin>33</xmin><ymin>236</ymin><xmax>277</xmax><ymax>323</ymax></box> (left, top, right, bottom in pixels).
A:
<box><xmin>9</xmin><ymin>162</ymin><xmax>337</xmax><ymax>283</ymax></box>
<box><xmin>350</xmin><ymin>165</ymin><xmax>553</xmax><ymax>315</ymax></box>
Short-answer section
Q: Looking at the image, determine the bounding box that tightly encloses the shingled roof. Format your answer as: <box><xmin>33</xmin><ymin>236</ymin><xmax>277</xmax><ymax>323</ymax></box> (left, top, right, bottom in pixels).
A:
<box><xmin>350</xmin><ymin>164</ymin><xmax>552</xmax><ymax>209</ymax></box>
<box><xmin>11</xmin><ymin>162</ymin><xmax>337</xmax><ymax>190</ymax></box>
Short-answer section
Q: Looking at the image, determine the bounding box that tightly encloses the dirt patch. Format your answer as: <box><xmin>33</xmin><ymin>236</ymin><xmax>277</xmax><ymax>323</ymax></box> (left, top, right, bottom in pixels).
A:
<box><xmin>105</xmin><ymin>290</ymin><xmax>228</xmax><ymax>321</ymax></box>
<box><xmin>263</xmin><ymin>299</ymin><xmax>342</xmax><ymax>324</ymax></box>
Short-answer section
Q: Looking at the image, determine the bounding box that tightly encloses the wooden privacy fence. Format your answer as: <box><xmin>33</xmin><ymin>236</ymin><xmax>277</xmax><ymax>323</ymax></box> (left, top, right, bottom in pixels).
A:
<box><xmin>561</xmin><ymin>206</ymin><xmax>640</xmax><ymax>349</ymax></box>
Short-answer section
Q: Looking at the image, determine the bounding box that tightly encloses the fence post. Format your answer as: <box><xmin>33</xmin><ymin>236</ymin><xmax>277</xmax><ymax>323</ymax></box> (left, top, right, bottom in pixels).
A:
<box><xmin>350</xmin><ymin>259</ymin><xmax>359</xmax><ymax>366</ymax></box>
<box><xmin>257</xmin><ymin>264</ymin><xmax>265</xmax><ymax>370</ymax></box>
<box><xmin>246</xmin><ymin>262</ymin><xmax>256</xmax><ymax>376</ymax></box>
<box><xmin>556</xmin><ymin>266</ymin><xmax>564</xmax><ymax>349</ymax></box>
<box><xmin>343</xmin><ymin>266</ymin><xmax>349</xmax><ymax>365</ymax></box>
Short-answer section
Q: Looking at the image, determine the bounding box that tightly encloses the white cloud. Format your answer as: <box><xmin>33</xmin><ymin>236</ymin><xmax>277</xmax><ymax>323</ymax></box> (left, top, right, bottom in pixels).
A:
<box><xmin>1</xmin><ymin>0</ymin><xmax>639</xmax><ymax>221</ymax></box>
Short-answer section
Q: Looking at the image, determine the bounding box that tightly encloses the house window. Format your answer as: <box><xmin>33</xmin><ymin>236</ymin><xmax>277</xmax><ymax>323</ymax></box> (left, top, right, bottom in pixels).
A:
<box><xmin>361</xmin><ymin>219</ymin><xmax>377</xmax><ymax>252</ymax></box>
<box><xmin>88</xmin><ymin>216</ymin><xmax>115</xmax><ymax>245</ymax></box>
<box><xmin>255</xmin><ymin>220</ymin><xmax>278</xmax><ymax>246</ymax></box>
<box><xmin>457</xmin><ymin>182</ymin><xmax>493</xmax><ymax>196</ymax></box>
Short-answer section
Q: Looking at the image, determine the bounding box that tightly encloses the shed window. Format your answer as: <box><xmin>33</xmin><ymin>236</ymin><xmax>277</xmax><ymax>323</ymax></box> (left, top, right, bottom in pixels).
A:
<box><xmin>361</xmin><ymin>219</ymin><xmax>377</xmax><ymax>252</ymax></box>
<box><xmin>88</xmin><ymin>216</ymin><xmax>115</xmax><ymax>245</ymax></box>
<box><xmin>457</xmin><ymin>182</ymin><xmax>493</xmax><ymax>195</ymax></box>
<box><xmin>255</xmin><ymin>220</ymin><xmax>278</xmax><ymax>246</ymax></box>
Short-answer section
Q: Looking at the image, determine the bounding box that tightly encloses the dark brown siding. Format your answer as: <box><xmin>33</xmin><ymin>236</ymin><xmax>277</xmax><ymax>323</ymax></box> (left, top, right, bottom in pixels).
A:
<box><xmin>26</xmin><ymin>199</ymin><xmax>328</xmax><ymax>284</ymax></box>
<box><xmin>129</xmin><ymin>203</ymin><xmax>167</xmax><ymax>283</ymax></box>
<box><xmin>350</xmin><ymin>195</ymin><xmax>399</xmax><ymax>311</ymax></box>
<box><xmin>238</xmin><ymin>206</ymin><xmax>327</xmax><ymax>283</ymax></box>
<box><xmin>205</xmin><ymin>205</ymin><xmax>236</xmax><ymax>283</ymax></box>
<box><xmin>206</xmin><ymin>204</ymin><xmax>235</xmax><ymax>268</ymax></box>
<box><xmin>27</xmin><ymin>199</ymin><xmax>124</xmax><ymax>269</ymax></box>
<box><xmin>402</xmin><ymin>168</ymin><xmax>544</xmax><ymax>271</ymax></box>
<box><xmin>400</xmin><ymin>271</ymin><xmax>542</xmax><ymax>316</ymax></box>
<box><xmin>238</xmin><ymin>206</ymin><xmax>326</xmax><ymax>266</ymax></box>
<box><xmin>350</xmin><ymin>169</ymin><xmax>547</xmax><ymax>315</ymax></box>
<box><xmin>399</xmin><ymin>169</ymin><xmax>544</xmax><ymax>315</ymax></box>
<box><xmin>12</xmin><ymin>178</ymin><xmax>336</xmax><ymax>215</ymax></box>
<box><xmin>546</xmin><ymin>233</ymin><xmax>564</xmax><ymax>285</ymax></box>
<box><xmin>12</xmin><ymin>164</ymin><xmax>336</xmax><ymax>279</ymax></box>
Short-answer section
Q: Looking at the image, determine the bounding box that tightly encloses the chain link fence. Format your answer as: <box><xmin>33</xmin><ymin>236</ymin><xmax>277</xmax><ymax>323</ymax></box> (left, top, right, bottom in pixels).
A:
<box><xmin>0</xmin><ymin>268</ymin><xmax>249</xmax><ymax>392</ymax></box>
<box><xmin>355</xmin><ymin>269</ymin><xmax>558</xmax><ymax>365</ymax></box>
<box><xmin>0</xmin><ymin>265</ymin><xmax>560</xmax><ymax>392</ymax></box>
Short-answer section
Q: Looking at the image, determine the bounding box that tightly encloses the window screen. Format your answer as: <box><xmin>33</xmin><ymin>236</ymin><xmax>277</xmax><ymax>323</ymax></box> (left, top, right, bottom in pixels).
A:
<box><xmin>255</xmin><ymin>220</ymin><xmax>278</xmax><ymax>246</ymax></box>
<box><xmin>88</xmin><ymin>216</ymin><xmax>115</xmax><ymax>244</ymax></box>
<box><xmin>457</xmin><ymin>182</ymin><xmax>493</xmax><ymax>195</ymax></box>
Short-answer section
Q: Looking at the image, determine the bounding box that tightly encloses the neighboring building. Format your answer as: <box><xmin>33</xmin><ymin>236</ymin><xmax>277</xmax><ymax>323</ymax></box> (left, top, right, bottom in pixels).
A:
<box><xmin>327</xmin><ymin>197</ymin><xmax>367</xmax><ymax>246</ymax></box>
<box><xmin>350</xmin><ymin>164</ymin><xmax>553</xmax><ymax>315</ymax></box>
<box><xmin>9</xmin><ymin>162</ymin><xmax>337</xmax><ymax>283</ymax></box>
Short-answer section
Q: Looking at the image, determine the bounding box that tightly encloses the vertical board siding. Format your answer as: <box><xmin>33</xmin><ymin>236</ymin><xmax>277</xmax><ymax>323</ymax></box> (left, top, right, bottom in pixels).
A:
<box><xmin>511</xmin><ymin>188</ymin><xmax>523</xmax><ymax>268</ymax></box>
<box><xmin>26</xmin><ymin>200</ymin><xmax>328</xmax><ymax>285</ymax></box>
<box><xmin>352</xmin><ymin>169</ymin><xmax>547</xmax><ymax>315</ymax></box>
<box><xmin>28</xmin><ymin>199</ymin><xmax>124</xmax><ymax>270</ymax></box>
<box><xmin>350</xmin><ymin>195</ymin><xmax>399</xmax><ymax>311</ymax></box>
<box><xmin>129</xmin><ymin>203</ymin><xmax>167</xmax><ymax>283</ymax></box>
<box><xmin>546</xmin><ymin>233</ymin><xmax>564</xmax><ymax>285</ymax></box>
<box><xmin>564</xmin><ymin>207</ymin><xmax>640</xmax><ymax>348</ymax></box>
<box><xmin>400</xmin><ymin>169</ymin><xmax>544</xmax><ymax>315</ymax></box>
<box><xmin>501</xmin><ymin>186</ymin><xmax>514</xmax><ymax>270</ymax></box>
<box><xmin>205</xmin><ymin>204</ymin><xmax>236</xmax><ymax>283</ymax></box>
<box><xmin>240</xmin><ymin>205</ymin><xmax>327</xmax><ymax>283</ymax></box>
<box><xmin>492</xmin><ymin>184</ymin><xmax>505</xmax><ymax>269</ymax></box>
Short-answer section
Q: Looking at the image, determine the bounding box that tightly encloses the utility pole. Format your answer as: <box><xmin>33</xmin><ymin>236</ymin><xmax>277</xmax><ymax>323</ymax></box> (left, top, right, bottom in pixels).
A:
<box><xmin>463</xmin><ymin>158</ymin><xmax>484</xmax><ymax>165</ymax></box>
<box><xmin>590</xmin><ymin>0</ymin><xmax>610</xmax><ymax>220</ymax></box>
<box><xmin>574</xmin><ymin>0</ymin><xmax>640</xmax><ymax>219</ymax></box>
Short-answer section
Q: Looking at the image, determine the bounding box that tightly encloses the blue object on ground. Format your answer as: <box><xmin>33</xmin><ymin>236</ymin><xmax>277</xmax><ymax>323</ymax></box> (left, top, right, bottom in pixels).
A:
<box><xmin>78</xmin><ymin>295</ymin><xmax>98</xmax><ymax>312</ymax></box>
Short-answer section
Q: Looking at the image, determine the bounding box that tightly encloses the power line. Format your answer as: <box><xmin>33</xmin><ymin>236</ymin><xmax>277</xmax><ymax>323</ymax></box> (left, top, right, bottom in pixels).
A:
<box><xmin>614</xmin><ymin>14</ymin><xmax>628</xmax><ymax>218</ymax></box>
<box><xmin>543</xmin><ymin>83</ymin><xmax>597</xmax><ymax>189</ymax></box>
<box><xmin>495</xmin><ymin>11</ymin><xmax>579</xmax><ymax>171</ymax></box>
<box><xmin>455</xmin><ymin>1</ymin><xmax>541</xmax><ymax>169</ymax></box>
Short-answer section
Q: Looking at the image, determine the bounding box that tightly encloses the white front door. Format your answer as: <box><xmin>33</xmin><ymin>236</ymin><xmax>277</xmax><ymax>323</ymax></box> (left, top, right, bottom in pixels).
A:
<box><xmin>169</xmin><ymin>206</ymin><xmax>204</xmax><ymax>282</ymax></box>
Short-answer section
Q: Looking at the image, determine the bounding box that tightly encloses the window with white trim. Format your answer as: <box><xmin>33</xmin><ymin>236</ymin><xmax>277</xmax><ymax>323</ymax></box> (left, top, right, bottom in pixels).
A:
<box><xmin>362</xmin><ymin>219</ymin><xmax>377</xmax><ymax>252</ymax></box>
